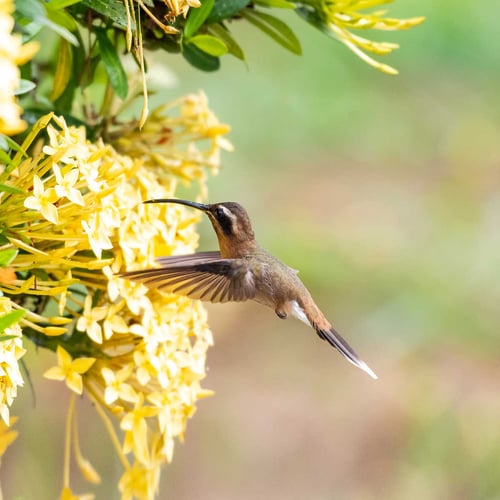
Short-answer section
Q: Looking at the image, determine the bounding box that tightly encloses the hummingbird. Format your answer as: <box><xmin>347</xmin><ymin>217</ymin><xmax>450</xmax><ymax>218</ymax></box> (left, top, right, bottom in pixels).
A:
<box><xmin>121</xmin><ymin>199</ymin><xmax>377</xmax><ymax>379</ymax></box>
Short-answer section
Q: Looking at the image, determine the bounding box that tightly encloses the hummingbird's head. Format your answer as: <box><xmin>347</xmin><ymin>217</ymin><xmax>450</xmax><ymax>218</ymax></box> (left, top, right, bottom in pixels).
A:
<box><xmin>144</xmin><ymin>199</ymin><xmax>256</xmax><ymax>257</ymax></box>
<box><xmin>206</xmin><ymin>202</ymin><xmax>254</xmax><ymax>238</ymax></box>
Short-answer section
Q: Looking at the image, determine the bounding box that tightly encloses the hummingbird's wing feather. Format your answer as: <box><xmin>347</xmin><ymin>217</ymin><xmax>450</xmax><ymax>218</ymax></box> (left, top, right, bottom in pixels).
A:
<box><xmin>156</xmin><ymin>251</ymin><xmax>221</xmax><ymax>266</ymax></box>
<box><xmin>120</xmin><ymin>255</ymin><xmax>256</xmax><ymax>303</ymax></box>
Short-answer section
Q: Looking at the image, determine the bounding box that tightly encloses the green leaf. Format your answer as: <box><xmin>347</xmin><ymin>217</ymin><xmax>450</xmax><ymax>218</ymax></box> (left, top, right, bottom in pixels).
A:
<box><xmin>0</xmin><ymin>335</ymin><xmax>19</xmax><ymax>343</ymax></box>
<box><xmin>95</xmin><ymin>28</ymin><xmax>129</xmax><ymax>100</ymax></box>
<box><xmin>187</xmin><ymin>34</ymin><xmax>228</xmax><ymax>56</ymax></box>
<box><xmin>16</xmin><ymin>0</ymin><xmax>78</xmax><ymax>45</ymax></box>
<box><xmin>207</xmin><ymin>0</ymin><xmax>250</xmax><ymax>23</ymax></box>
<box><xmin>295</xmin><ymin>6</ymin><xmax>324</xmax><ymax>31</ymax></box>
<box><xmin>80</xmin><ymin>0</ymin><xmax>130</xmax><ymax>29</ymax></box>
<box><xmin>184</xmin><ymin>0</ymin><xmax>215</xmax><ymax>39</ymax></box>
<box><xmin>254</xmin><ymin>0</ymin><xmax>295</xmax><ymax>8</ymax></box>
<box><xmin>0</xmin><ymin>248</ymin><xmax>18</xmax><ymax>266</ymax></box>
<box><xmin>295</xmin><ymin>6</ymin><xmax>339</xmax><ymax>42</ymax></box>
<box><xmin>0</xmin><ymin>310</ymin><xmax>25</xmax><ymax>333</ymax></box>
<box><xmin>15</xmin><ymin>79</ymin><xmax>36</xmax><ymax>96</ymax></box>
<box><xmin>0</xmin><ymin>184</ymin><xmax>24</xmax><ymax>195</ymax></box>
<box><xmin>0</xmin><ymin>135</ymin><xmax>28</xmax><ymax>158</ymax></box>
<box><xmin>0</xmin><ymin>150</ymin><xmax>13</xmax><ymax>166</ymax></box>
<box><xmin>46</xmin><ymin>0</ymin><xmax>82</xmax><ymax>9</ymax></box>
<box><xmin>51</xmin><ymin>39</ymin><xmax>72</xmax><ymax>101</ymax></box>
<box><xmin>46</xmin><ymin>7</ymin><xmax>78</xmax><ymax>32</ymax></box>
<box><xmin>208</xmin><ymin>23</ymin><xmax>245</xmax><ymax>60</ymax></box>
<box><xmin>182</xmin><ymin>42</ymin><xmax>220</xmax><ymax>71</ymax></box>
<box><xmin>242</xmin><ymin>9</ymin><xmax>302</xmax><ymax>55</ymax></box>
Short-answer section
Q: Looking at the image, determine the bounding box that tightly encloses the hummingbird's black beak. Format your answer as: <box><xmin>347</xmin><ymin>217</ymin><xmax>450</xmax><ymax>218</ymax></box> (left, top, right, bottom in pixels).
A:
<box><xmin>144</xmin><ymin>199</ymin><xmax>210</xmax><ymax>212</ymax></box>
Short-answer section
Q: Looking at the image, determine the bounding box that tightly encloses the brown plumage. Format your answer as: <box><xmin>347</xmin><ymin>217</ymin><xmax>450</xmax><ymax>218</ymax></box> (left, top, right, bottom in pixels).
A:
<box><xmin>120</xmin><ymin>199</ymin><xmax>377</xmax><ymax>379</ymax></box>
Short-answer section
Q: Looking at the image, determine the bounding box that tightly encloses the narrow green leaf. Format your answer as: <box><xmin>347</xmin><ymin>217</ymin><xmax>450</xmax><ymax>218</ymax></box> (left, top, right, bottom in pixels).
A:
<box><xmin>188</xmin><ymin>34</ymin><xmax>228</xmax><ymax>56</ymax></box>
<box><xmin>0</xmin><ymin>135</ymin><xmax>28</xmax><ymax>158</ymax></box>
<box><xmin>242</xmin><ymin>9</ymin><xmax>302</xmax><ymax>55</ymax></box>
<box><xmin>0</xmin><ymin>310</ymin><xmax>25</xmax><ymax>333</ymax></box>
<box><xmin>46</xmin><ymin>7</ymin><xmax>78</xmax><ymax>32</ymax></box>
<box><xmin>206</xmin><ymin>0</ymin><xmax>250</xmax><ymax>23</ymax></box>
<box><xmin>15</xmin><ymin>0</ymin><xmax>45</xmax><ymax>22</ymax></box>
<box><xmin>95</xmin><ymin>28</ymin><xmax>128</xmax><ymax>100</ymax></box>
<box><xmin>184</xmin><ymin>0</ymin><xmax>215</xmax><ymax>39</ymax></box>
<box><xmin>46</xmin><ymin>0</ymin><xmax>82</xmax><ymax>10</ymax></box>
<box><xmin>182</xmin><ymin>42</ymin><xmax>220</xmax><ymax>72</ymax></box>
<box><xmin>15</xmin><ymin>79</ymin><xmax>36</xmax><ymax>96</ymax></box>
<box><xmin>0</xmin><ymin>184</ymin><xmax>24</xmax><ymax>195</ymax></box>
<box><xmin>0</xmin><ymin>150</ymin><xmax>13</xmax><ymax>166</ymax></box>
<box><xmin>295</xmin><ymin>6</ymin><xmax>324</xmax><ymax>31</ymax></box>
<box><xmin>44</xmin><ymin>17</ymin><xmax>78</xmax><ymax>44</ymax></box>
<box><xmin>81</xmin><ymin>0</ymin><xmax>130</xmax><ymax>29</ymax></box>
<box><xmin>254</xmin><ymin>0</ymin><xmax>294</xmax><ymax>7</ymax></box>
<box><xmin>208</xmin><ymin>24</ymin><xmax>245</xmax><ymax>60</ymax></box>
<box><xmin>0</xmin><ymin>335</ymin><xmax>19</xmax><ymax>343</ymax></box>
<box><xmin>0</xmin><ymin>248</ymin><xmax>18</xmax><ymax>266</ymax></box>
<box><xmin>51</xmin><ymin>39</ymin><xmax>72</xmax><ymax>101</ymax></box>
<box><xmin>16</xmin><ymin>0</ymin><xmax>78</xmax><ymax>44</ymax></box>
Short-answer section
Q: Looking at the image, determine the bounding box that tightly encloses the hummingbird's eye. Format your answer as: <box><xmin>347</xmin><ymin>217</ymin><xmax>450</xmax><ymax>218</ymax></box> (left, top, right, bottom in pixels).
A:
<box><xmin>215</xmin><ymin>207</ymin><xmax>226</xmax><ymax>219</ymax></box>
<box><xmin>213</xmin><ymin>206</ymin><xmax>234</xmax><ymax>235</ymax></box>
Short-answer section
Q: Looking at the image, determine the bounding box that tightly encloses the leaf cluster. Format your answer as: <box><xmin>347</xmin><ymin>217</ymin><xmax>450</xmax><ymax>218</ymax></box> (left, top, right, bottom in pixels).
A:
<box><xmin>10</xmin><ymin>0</ymin><xmax>310</xmax><ymax>130</ymax></box>
<box><xmin>76</xmin><ymin>0</ymin><xmax>304</xmax><ymax>71</ymax></box>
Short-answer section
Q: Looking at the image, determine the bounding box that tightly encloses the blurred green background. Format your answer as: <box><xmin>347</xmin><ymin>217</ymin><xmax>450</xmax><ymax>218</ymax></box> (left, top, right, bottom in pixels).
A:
<box><xmin>4</xmin><ymin>0</ymin><xmax>500</xmax><ymax>498</ymax></box>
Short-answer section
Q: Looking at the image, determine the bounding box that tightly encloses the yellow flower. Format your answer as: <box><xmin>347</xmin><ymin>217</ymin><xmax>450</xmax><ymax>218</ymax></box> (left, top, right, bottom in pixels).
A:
<box><xmin>44</xmin><ymin>345</ymin><xmax>96</xmax><ymax>395</ymax></box>
<box><xmin>0</xmin><ymin>415</ymin><xmax>18</xmax><ymax>460</ymax></box>
<box><xmin>24</xmin><ymin>174</ymin><xmax>60</xmax><ymax>224</ymax></box>
<box><xmin>103</xmin><ymin>301</ymin><xmax>129</xmax><ymax>340</ymax></box>
<box><xmin>301</xmin><ymin>0</ymin><xmax>424</xmax><ymax>74</ymax></box>
<box><xmin>76</xmin><ymin>295</ymin><xmax>108</xmax><ymax>344</ymax></box>
<box><xmin>53</xmin><ymin>165</ymin><xmax>85</xmax><ymax>206</ymax></box>
<box><xmin>0</xmin><ymin>298</ymin><xmax>26</xmax><ymax>425</ymax></box>
<box><xmin>60</xmin><ymin>486</ymin><xmax>95</xmax><ymax>500</ymax></box>
<box><xmin>0</xmin><ymin>0</ymin><xmax>39</xmax><ymax>135</ymax></box>
<box><xmin>101</xmin><ymin>365</ymin><xmax>138</xmax><ymax>405</ymax></box>
<box><xmin>120</xmin><ymin>394</ymin><xmax>159</xmax><ymax>466</ymax></box>
<box><xmin>81</xmin><ymin>216</ymin><xmax>114</xmax><ymax>260</ymax></box>
<box><xmin>118</xmin><ymin>462</ymin><xmax>158</xmax><ymax>500</ymax></box>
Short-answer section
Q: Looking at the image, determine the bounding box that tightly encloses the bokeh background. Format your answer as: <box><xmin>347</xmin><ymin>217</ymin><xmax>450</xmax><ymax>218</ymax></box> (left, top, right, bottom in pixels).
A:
<box><xmin>4</xmin><ymin>0</ymin><xmax>500</xmax><ymax>498</ymax></box>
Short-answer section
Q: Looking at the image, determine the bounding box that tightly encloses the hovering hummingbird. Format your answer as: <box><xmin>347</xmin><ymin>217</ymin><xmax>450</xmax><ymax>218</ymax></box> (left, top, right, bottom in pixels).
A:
<box><xmin>121</xmin><ymin>199</ymin><xmax>377</xmax><ymax>379</ymax></box>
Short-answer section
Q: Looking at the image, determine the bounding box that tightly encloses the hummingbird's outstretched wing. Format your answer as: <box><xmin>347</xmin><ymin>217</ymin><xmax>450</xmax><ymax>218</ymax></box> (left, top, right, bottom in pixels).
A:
<box><xmin>120</xmin><ymin>253</ymin><xmax>256</xmax><ymax>303</ymax></box>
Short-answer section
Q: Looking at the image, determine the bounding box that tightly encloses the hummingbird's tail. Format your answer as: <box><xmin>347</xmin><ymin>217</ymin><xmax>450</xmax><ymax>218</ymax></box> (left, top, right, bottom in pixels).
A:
<box><xmin>316</xmin><ymin>327</ymin><xmax>378</xmax><ymax>379</ymax></box>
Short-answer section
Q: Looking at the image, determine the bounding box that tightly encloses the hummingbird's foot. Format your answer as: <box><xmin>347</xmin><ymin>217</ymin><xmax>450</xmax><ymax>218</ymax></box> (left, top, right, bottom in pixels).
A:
<box><xmin>275</xmin><ymin>309</ymin><xmax>287</xmax><ymax>319</ymax></box>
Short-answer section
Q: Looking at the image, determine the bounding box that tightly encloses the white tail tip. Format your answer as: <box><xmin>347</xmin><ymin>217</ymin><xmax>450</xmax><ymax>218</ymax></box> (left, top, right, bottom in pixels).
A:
<box><xmin>356</xmin><ymin>359</ymin><xmax>378</xmax><ymax>380</ymax></box>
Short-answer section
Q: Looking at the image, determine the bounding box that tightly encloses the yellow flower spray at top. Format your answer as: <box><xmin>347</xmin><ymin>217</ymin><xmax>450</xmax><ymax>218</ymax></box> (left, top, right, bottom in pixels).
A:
<box><xmin>0</xmin><ymin>93</ymin><xmax>231</xmax><ymax>498</ymax></box>
<box><xmin>297</xmin><ymin>0</ymin><xmax>424</xmax><ymax>74</ymax></box>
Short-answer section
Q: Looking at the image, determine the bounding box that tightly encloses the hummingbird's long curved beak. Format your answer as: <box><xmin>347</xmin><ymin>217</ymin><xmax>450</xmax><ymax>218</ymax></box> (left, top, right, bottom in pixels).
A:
<box><xmin>144</xmin><ymin>199</ymin><xmax>210</xmax><ymax>212</ymax></box>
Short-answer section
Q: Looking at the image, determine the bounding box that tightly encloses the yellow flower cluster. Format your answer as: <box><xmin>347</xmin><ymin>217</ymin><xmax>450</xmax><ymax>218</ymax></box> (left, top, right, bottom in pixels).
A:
<box><xmin>111</xmin><ymin>91</ymin><xmax>233</xmax><ymax>198</ymax></box>
<box><xmin>0</xmin><ymin>0</ymin><xmax>38</xmax><ymax>135</ymax></box>
<box><xmin>319</xmin><ymin>0</ymin><xmax>424</xmax><ymax>74</ymax></box>
<box><xmin>0</xmin><ymin>92</ymin><xmax>231</xmax><ymax>498</ymax></box>
<box><xmin>0</xmin><ymin>298</ymin><xmax>25</xmax><ymax>425</ymax></box>
<box><xmin>162</xmin><ymin>0</ymin><xmax>201</xmax><ymax>22</ymax></box>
